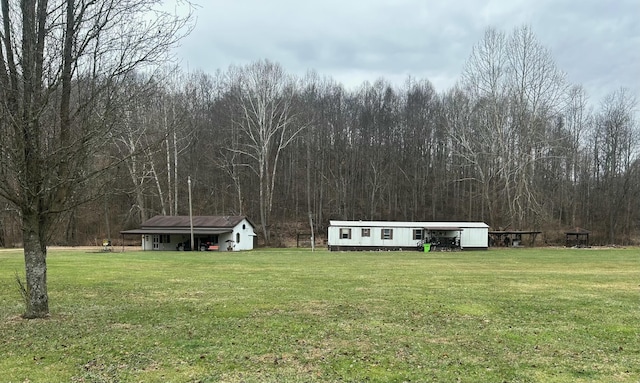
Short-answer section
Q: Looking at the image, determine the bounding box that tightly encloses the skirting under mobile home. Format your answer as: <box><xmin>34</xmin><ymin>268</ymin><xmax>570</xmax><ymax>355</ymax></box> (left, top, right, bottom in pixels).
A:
<box><xmin>328</xmin><ymin>220</ymin><xmax>489</xmax><ymax>251</ymax></box>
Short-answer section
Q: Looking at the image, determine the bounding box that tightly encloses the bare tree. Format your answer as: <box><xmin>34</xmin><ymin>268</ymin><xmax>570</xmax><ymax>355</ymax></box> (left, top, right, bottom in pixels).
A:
<box><xmin>505</xmin><ymin>25</ymin><xmax>567</xmax><ymax>228</ymax></box>
<box><xmin>111</xmin><ymin>75</ymin><xmax>161</xmax><ymax>222</ymax></box>
<box><xmin>591</xmin><ymin>88</ymin><xmax>638</xmax><ymax>243</ymax></box>
<box><xmin>457</xmin><ymin>28</ymin><xmax>511</xmax><ymax>226</ymax></box>
<box><xmin>457</xmin><ymin>26</ymin><xmax>567</xmax><ymax>229</ymax></box>
<box><xmin>0</xmin><ymin>0</ymin><xmax>191</xmax><ymax>318</ymax></box>
<box><xmin>209</xmin><ymin>87</ymin><xmax>248</xmax><ymax>216</ymax></box>
<box><xmin>226</xmin><ymin>60</ymin><xmax>307</xmax><ymax>244</ymax></box>
<box><xmin>561</xmin><ymin>85</ymin><xmax>591</xmax><ymax>227</ymax></box>
<box><xmin>157</xmin><ymin>68</ymin><xmax>193</xmax><ymax>216</ymax></box>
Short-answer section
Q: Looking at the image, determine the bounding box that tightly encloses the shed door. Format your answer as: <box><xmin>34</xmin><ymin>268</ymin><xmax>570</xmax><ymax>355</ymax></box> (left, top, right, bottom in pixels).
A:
<box><xmin>152</xmin><ymin>235</ymin><xmax>160</xmax><ymax>250</ymax></box>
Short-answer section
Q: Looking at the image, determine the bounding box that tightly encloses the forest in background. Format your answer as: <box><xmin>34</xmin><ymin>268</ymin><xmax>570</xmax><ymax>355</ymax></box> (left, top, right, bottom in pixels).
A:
<box><xmin>1</xmin><ymin>26</ymin><xmax>638</xmax><ymax>247</ymax></box>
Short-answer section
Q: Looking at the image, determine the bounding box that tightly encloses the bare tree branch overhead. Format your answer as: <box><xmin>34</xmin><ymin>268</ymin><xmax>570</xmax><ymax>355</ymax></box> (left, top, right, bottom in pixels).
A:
<box><xmin>0</xmin><ymin>0</ymin><xmax>193</xmax><ymax>318</ymax></box>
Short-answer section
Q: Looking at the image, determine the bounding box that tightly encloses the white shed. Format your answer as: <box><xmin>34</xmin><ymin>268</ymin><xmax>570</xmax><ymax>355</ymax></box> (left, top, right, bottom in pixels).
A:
<box><xmin>328</xmin><ymin>220</ymin><xmax>489</xmax><ymax>251</ymax></box>
<box><xmin>121</xmin><ymin>215</ymin><xmax>256</xmax><ymax>251</ymax></box>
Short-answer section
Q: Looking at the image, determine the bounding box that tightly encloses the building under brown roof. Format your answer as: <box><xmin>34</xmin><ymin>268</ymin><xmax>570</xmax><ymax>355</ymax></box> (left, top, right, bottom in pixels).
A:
<box><xmin>121</xmin><ymin>215</ymin><xmax>256</xmax><ymax>251</ymax></box>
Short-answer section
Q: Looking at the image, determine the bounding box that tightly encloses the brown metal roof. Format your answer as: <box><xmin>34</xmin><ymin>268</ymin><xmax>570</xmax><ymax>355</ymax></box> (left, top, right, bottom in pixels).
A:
<box><xmin>140</xmin><ymin>215</ymin><xmax>247</xmax><ymax>229</ymax></box>
<box><xmin>488</xmin><ymin>230</ymin><xmax>542</xmax><ymax>234</ymax></box>
<box><xmin>120</xmin><ymin>215</ymin><xmax>255</xmax><ymax>236</ymax></box>
<box><xmin>120</xmin><ymin>228</ymin><xmax>233</xmax><ymax>235</ymax></box>
<box><xmin>565</xmin><ymin>227</ymin><xmax>591</xmax><ymax>235</ymax></box>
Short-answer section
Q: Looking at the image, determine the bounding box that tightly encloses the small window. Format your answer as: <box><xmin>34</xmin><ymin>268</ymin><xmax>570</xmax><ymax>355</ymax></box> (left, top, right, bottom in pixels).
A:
<box><xmin>236</xmin><ymin>232</ymin><xmax>240</xmax><ymax>244</ymax></box>
<box><xmin>413</xmin><ymin>229</ymin><xmax>423</xmax><ymax>240</ymax></box>
<box><xmin>340</xmin><ymin>228</ymin><xmax>352</xmax><ymax>239</ymax></box>
<box><xmin>381</xmin><ymin>228</ymin><xmax>393</xmax><ymax>240</ymax></box>
<box><xmin>160</xmin><ymin>234</ymin><xmax>170</xmax><ymax>243</ymax></box>
<box><xmin>361</xmin><ymin>228</ymin><xmax>370</xmax><ymax>237</ymax></box>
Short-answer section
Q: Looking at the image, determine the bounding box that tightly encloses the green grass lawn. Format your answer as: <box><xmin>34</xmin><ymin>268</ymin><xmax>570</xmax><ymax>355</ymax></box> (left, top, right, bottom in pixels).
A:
<box><xmin>0</xmin><ymin>247</ymin><xmax>638</xmax><ymax>382</ymax></box>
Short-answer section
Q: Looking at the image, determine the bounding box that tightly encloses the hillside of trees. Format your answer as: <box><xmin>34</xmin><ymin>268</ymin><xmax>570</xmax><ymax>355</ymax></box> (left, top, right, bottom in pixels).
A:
<box><xmin>1</xmin><ymin>26</ymin><xmax>638</xmax><ymax>247</ymax></box>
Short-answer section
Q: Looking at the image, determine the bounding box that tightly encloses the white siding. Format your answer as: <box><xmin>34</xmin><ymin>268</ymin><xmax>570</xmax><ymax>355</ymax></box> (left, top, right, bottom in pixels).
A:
<box><xmin>219</xmin><ymin>218</ymin><xmax>256</xmax><ymax>251</ymax></box>
<box><xmin>142</xmin><ymin>235</ymin><xmax>153</xmax><ymax>251</ymax></box>
<box><xmin>232</xmin><ymin>218</ymin><xmax>256</xmax><ymax>251</ymax></box>
<box><xmin>330</xmin><ymin>220</ymin><xmax>488</xmax><ymax>229</ymax></box>
<box><xmin>139</xmin><ymin>218</ymin><xmax>256</xmax><ymax>251</ymax></box>
<box><xmin>460</xmin><ymin>227</ymin><xmax>488</xmax><ymax>249</ymax></box>
<box><xmin>329</xmin><ymin>225</ymin><xmax>424</xmax><ymax>248</ymax></box>
<box><xmin>328</xmin><ymin>221</ymin><xmax>489</xmax><ymax>250</ymax></box>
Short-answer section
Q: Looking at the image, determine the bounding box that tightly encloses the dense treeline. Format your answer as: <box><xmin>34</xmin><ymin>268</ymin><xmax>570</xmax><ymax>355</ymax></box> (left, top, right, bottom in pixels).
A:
<box><xmin>1</xmin><ymin>26</ymin><xmax>638</xmax><ymax>247</ymax></box>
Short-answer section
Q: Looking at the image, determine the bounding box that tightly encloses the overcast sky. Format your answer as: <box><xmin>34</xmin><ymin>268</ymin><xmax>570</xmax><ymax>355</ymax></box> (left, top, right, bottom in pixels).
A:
<box><xmin>168</xmin><ymin>0</ymin><xmax>639</xmax><ymax>105</ymax></box>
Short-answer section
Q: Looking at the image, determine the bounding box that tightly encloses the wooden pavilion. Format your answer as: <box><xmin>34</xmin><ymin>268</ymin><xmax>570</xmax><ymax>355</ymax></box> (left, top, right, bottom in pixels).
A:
<box><xmin>565</xmin><ymin>228</ymin><xmax>591</xmax><ymax>248</ymax></box>
<box><xmin>488</xmin><ymin>230</ymin><xmax>542</xmax><ymax>247</ymax></box>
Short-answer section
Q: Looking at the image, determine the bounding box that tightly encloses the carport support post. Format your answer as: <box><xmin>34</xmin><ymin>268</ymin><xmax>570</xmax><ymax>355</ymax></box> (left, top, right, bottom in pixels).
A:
<box><xmin>188</xmin><ymin>176</ymin><xmax>194</xmax><ymax>251</ymax></box>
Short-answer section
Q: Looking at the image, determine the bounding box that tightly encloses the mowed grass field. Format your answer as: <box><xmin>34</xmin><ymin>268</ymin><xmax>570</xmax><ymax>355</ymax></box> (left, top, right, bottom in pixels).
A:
<box><xmin>0</xmin><ymin>247</ymin><xmax>638</xmax><ymax>383</ymax></box>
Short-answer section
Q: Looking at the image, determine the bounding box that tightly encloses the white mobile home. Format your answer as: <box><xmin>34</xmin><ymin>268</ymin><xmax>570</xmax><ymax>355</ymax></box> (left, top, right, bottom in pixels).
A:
<box><xmin>328</xmin><ymin>221</ymin><xmax>489</xmax><ymax>251</ymax></box>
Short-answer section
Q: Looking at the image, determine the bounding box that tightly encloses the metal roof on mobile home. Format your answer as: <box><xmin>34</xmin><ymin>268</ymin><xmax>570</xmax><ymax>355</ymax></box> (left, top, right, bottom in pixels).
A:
<box><xmin>329</xmin><ymin>221</ymin><xmax>489</xmax><ymax>229</ymax></box>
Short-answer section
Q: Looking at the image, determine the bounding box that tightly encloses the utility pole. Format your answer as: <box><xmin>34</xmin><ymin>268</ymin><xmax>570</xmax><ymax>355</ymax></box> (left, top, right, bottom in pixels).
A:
<box><xmin>188</xmin><ymin>176</ymin><xmax>194</xmax><ymax>251</ymax></box>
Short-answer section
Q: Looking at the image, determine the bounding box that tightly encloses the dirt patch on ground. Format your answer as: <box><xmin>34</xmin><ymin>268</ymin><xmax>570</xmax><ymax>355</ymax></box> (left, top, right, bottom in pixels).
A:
<box><xmin>52</xmin><ymin>246</ymin><xmax>143</xmax><ymax>253</ymax></box>
<box><xmin>0</xmin><ymin>246</ymin><xmax>142</xmax><ymax>252</ymax></box>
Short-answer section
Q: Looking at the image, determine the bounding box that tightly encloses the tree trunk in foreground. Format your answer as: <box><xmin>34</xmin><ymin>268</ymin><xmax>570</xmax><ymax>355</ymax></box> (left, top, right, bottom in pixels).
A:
<box><xmin>22</xmin><ymin>213</ymin><xmax>48</xmax><ymax>318</ymax></box>
<box><xmin>0</xmin><ymin>0</ymin><xmax>191</xmax><ymax>318</ymax></box>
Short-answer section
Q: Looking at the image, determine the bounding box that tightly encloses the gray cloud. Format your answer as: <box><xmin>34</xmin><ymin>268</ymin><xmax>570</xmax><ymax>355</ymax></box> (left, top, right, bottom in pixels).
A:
<box><xmin>172</xmin><ymin>0</ymin><xmax>639</xmax><ymax>103</ymax></box>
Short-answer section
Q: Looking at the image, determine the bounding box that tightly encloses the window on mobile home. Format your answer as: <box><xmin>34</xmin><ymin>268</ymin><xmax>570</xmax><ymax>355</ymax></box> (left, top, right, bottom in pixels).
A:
<box><xmin>413</xmin><ymin>229</ymin><xmax>423</xmax><ymax>240</ymax></box>
<box><xmin>362</xmin><ymin>228</ymin><xmax>371</xmax><ymax>237</ymax></box>
<box><xmin>381</xmin><ymin>228</ymin><xmax>393</xmax><ymax>240</ymax></box>
<box><xmin>340</xmin><ymin>228</ymin><xmax>352</xmax><ymax>239</ymax></box>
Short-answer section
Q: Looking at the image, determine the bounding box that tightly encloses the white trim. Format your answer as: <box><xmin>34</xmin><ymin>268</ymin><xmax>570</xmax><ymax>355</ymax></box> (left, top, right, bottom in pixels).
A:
<box><xmin>329</xmin><ymin>220</ymin><xmax>489</xmax><ymax>229</ymax></box>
